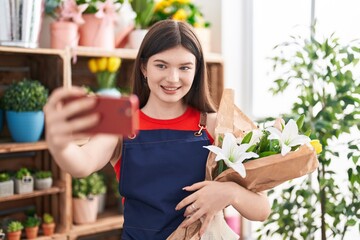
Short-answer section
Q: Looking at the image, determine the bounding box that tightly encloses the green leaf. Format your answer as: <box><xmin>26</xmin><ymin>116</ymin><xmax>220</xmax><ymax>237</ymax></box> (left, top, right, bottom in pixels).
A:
<box><xmin>347</xmin><ymin>219</ymin><xmax>356</xmax><ymax>226</ymax></box>
<box><xmin>259</xmin><ymin>151</ymin><xmax>278</xmax><ymax>158</ymax></box>
<box><xmin>296</xmin><ymin>114</ymin><xmax>305</xmax><ymax>130</ymax></box>
<box><xmin>241</xmin><ymin>131</ymin><xmax>253</xmax><ymax>144</ymax></box>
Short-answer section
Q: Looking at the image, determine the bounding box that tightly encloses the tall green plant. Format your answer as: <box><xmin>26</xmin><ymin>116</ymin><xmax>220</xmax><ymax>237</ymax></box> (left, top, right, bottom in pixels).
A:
<box><xmin>130</xmin><ymin>0</ymin><xmax>155</xmax><ymax>29</ymax></box>
<box><xmin>257</xmin><ymin>26</ymin><xmax>360</xmax><ymax>239</ymax></box>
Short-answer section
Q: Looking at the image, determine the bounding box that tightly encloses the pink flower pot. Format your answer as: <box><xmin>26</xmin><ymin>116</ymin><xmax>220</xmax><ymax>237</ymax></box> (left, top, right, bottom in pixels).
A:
<box><xmin>79</xmin><ymin>14</ymin><xmax>115</xmax><ymax>50</ymax></box>
<box><xmin>50</xmin><ymin>21</ymin><xmax>78</xmax><ymax>49</ymax></box>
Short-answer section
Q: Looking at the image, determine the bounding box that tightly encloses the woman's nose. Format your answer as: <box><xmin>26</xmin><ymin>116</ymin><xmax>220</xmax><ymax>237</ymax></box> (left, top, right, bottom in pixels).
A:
<box><xmin>166</xmin><ymin>69</ymin><xmax>180</xmax><ymax>82</ymax></box>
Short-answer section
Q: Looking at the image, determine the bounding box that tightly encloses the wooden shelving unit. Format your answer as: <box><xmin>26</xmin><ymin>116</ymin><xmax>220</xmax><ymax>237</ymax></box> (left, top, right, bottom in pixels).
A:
<box><xmin>0</xmin><ymin>46</ymin><xmax>224</xmax><ymax>239</ymax></box>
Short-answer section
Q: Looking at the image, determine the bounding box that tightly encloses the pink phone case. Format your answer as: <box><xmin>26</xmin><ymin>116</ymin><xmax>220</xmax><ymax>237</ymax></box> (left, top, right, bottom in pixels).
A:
<box><xmin>65</xmin><ymin>95</ymin><xmax>139</xmax><ymax>136</ymax></box>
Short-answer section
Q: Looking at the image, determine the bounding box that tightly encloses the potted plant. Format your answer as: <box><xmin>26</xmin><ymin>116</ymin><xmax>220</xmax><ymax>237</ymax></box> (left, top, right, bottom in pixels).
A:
<box><xmin>23</xmin><ymin>215</ymin><xmax>41</xmax><ymax>239</ymax></box>
<box><xmin>6</xmin><ymin>221</ymin><xmax>23</xmax><ymax>240</ymax></box>
<box><xmin>3</xmin><ymin>79</ymin><xmax>48</xmax><ymax>142</ymax></box>
<box><xmin>34</xmin><ymin>170</ymin><xmax>53</xmax><ymax>190</ymax></box>
<box><xmin>72</xmin><ymin>176</ymin><xmax>99</xmax><ymax>224</ymax></box>
<box><xmin>42</xmin><ymin>213</ymin><xmax>56</xmax><ymax>236</ymax></box>
<box><xmin>0</xmin><ymin>172</ymin><xmax>14</xmax><ymax>197</ymax></box>
<box><xmin>128</xmin><ymin>0</ymin><xmax>155</xmax><ymax>48</ymax></box>
<box><xmin>87</xmin><ymin>57</ymin><xmax>122</xmax><ymax>97</ymax></box>
<box><xmin>14</xmin><ymin>168</ymin><xmax>34</xmax><ymax>194</ymax></box>
<box><xmin>45</xmin><ymin>0</ymin><xmax>88</xmax><ymax>49</ymax></box>
<box><xmin>77</xmin><ymin>0</ymin><xmax>124</xmax><ymax>49</ymax></box>
<box><xmin>149</xmin><ymin>0</ymin><xmax>211</xmax><ymax>52</ymax></box>
<box><xmin>87</xmin><ymin>172</ymin><xmax>107</xmax><ymax>213</ymax></box>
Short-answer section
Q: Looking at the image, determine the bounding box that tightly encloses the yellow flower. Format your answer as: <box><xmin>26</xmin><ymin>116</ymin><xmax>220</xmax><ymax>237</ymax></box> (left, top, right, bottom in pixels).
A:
<box><xmin>97</xmin><ymin>57</ymin><xmax>108</xmax><ymax>72</ymax></box>
<box><xmin>107</xmin><ymin>57</ymin><xmax>122</xmax><ymax>73</ymax></box>
<box><xmin>310</xmin><ymin>139</ymin><xmax>322</xmax><ymax>154</ymax></box>
<box><xmin>176</xmin><ymin>0</ymin><xmax>190</xmax><ymax>4</ymax></box>
<box><xmin>172</xmin><ymin>8</ymin><xmax>187</xmax><ymax>21</ymax></box>
<box><xmin>88</xmin><ymin>59</ymin><xmax>98</xmax><ymax>73</ymax></box>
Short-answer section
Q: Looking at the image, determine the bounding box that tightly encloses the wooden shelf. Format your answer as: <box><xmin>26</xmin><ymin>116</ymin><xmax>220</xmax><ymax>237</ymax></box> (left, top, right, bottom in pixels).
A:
<box><xmin>0</xmin><ymin>187</ymin><xmax>64</xmax><ymax>203</ymax></box>
<box><xmin>0</xmin><ymin>139</ymin><xmax>88</xmax><ymax>153</ymax></box>
<box><xmin>69</xmin><ymin>210</ymin><xmax>124</xmax><ymax>239</ymax></box>
<box><xmin>35</xmin><ymin>233</ymin><xmax>67</xmax><ymax>240</ymax></box>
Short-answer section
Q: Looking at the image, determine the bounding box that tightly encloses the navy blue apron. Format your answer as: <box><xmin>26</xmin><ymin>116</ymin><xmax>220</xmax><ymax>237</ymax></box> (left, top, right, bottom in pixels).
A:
<box><xmin>119</xmin><ymin>127</ymin><xmax>210</xmax><ymax>239</ymax></box>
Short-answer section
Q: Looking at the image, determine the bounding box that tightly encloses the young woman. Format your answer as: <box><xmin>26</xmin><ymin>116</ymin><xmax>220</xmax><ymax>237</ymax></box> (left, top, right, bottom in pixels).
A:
<box><xmin>44</xmin><ymin>20</ymin><xmax>270</xmax><ymax>239</ymax></box>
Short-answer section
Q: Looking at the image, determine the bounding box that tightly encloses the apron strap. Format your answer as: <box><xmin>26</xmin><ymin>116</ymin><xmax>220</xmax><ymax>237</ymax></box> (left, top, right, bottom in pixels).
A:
<box><xmin>194</xmin><ymin>112</ymin><xmax>207</xmax><ymax>136</ymax></box>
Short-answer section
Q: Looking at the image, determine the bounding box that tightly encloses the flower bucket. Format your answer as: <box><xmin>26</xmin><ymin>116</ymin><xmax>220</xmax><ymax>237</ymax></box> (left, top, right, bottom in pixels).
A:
<box><xmin>6</xmin><ymin>111</ymin><xmax>44</xmax><ymax>142</ymax></box>
<box><xmin>50</xmin><ymin>21</ymin><xmax>79</xmax><ymax>49</ymax></box>
<box><xmin>0</xmin><ymin>179</ymin><xmax>14</xmax><ymax>197</ymax></box>
<box><xmin>35</xmin><ymin>178</ymin><xmax>52</xmax><ymax>190</ymax></box>
<box><xmin>0</xmin><ymin>0</ymin><xmax>44</xmax><ymax>48</ymax></box>
<box><xmin>127</xmin><ymin>29</ymin><xmax>148</xmax><ymax>49</ymax></box>
<box><xmin>72</xmin><ymin>195</ymin><xmax>99</xmax><ymax>224</ymax></box>
<box><xmin>79</xmin><ymin>14</ymin><xmax>115</xmax><ymax>50</ymax></box>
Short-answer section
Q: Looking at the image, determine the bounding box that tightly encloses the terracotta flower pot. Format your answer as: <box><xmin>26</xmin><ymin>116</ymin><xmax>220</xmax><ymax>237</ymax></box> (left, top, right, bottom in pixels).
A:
<box><xmin>79</xmin><ymin>14</ymin><xmax>115</xmax><ymax>50</ymax></box>
<box><xmin>50</xmin><ymin>21</ymin><xmax>79</xmax><ymax>49</ymax></box>
<box><xmin>6</xmin><ymin>231</ymin><xmax>21</xmax><ymax>240</ymax></box>
<box><xmin>42</xmin><ymin>223</ymin><xmax>56</xmax><ymax>236</ymax></box>
<box><xmin>25</xmin><ymin>226</ymin><xmax>38</xmax><ymax>239</ymax></box>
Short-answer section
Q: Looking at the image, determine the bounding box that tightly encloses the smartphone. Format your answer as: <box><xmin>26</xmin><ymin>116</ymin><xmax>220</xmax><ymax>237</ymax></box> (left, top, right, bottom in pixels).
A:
<box><xmin>64</xmin><ymin>95</ymin><xmax>139</xmax><ymax>136</ymax></box>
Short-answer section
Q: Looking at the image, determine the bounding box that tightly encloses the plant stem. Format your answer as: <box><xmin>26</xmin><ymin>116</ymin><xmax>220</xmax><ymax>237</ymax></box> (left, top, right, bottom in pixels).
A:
<box><xmin>319</xmin><ymin>161</ymin><xmax>326</xmax><ymax>240</ymax></box>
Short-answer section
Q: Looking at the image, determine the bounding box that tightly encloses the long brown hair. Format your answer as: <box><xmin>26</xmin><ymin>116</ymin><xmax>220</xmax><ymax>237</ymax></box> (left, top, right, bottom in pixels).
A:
<box><xmin>132</xmin><ymin>19</ymin><xmax>216</xmax><ymax>113</ymax></box>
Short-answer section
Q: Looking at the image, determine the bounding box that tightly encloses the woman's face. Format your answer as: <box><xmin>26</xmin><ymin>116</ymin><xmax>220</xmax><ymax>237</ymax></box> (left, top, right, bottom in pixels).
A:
<box><xmin>141</xmin><ymin>45</ymin><xmax>196</xmax><ymax>106</ymax></box>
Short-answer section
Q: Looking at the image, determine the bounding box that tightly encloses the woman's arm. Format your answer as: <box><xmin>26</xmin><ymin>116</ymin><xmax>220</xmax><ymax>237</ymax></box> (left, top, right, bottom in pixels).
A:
<box><xmin>44</xmin><ymin>87</ymin><xmax>119</xmax><ymax>178</ymax></box>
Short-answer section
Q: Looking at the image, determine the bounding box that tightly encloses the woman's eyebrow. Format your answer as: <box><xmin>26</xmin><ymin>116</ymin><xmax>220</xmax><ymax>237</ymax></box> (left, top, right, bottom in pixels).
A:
<box><xmin>153</xmin><ymin>59</ymin><xmax>194</xmax><ymax>65</ymax></box>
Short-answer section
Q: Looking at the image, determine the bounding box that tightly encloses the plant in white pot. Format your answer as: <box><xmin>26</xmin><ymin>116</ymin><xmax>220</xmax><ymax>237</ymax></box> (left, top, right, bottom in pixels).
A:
<box><xmin>88</xmin><ymin>57</ymin><xmax>123</xmax><ymax>97</ymax></box>
<box><xmin>0</xmin><ymin>172</ymin><xmax>14</xmax><ymax>197</ymax></box>
<box><xmin>14</xmin><ymin>168</ymin><xmax>34</xmax><ymax>194</ymax></box>
<box><xmin>34</xmin><ymin>170</ymin><xmax>53</xmax><ymax>190</ymax></box>
<box><xmin>87</xmin><ymin>172</ymin><xmax>107</xmax><ymax>213</ymax></box>
<box><xmin>72</xmin><ymin>176</ymin><xmax>99</xmax><ymax>224</ymax></box>
<box><xmin>128</xmin><ymin>0</ymin><xmax>155</xmax><ymax>49</ymax></box>
<box><xmin>3</xmin><ymin>79</ymin><xmax>48</xmax><ymax>142</ymax></box>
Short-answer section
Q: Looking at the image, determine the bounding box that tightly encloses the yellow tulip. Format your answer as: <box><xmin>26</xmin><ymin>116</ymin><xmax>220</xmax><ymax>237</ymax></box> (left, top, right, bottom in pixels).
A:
<box><xmin>172</xmin><ymin>9</ymin><xmax>187</xmax><ymax>21</ymax></box>
<box><xmin>107</xmin><ymin>57</ymin><xmax>122</xmax><ymax>73</ymax></box>
<box><xmin>176</xmin><ymin>0</ymin><xmax>190</xmax><ymax>4</ymax></box>
<box><xmin>88</xmin><ymin>58</ymin><xmax>98</xmax><ymax>73</ymax></box>
<box><xmin>97</xmin><ymin>57</ymin><xmax>108</xmax><ymax>72</ymax></box>
<box><xmin>310</xmin><ymin>139</ymin><xmax>322</xmax><ymax>154</ymax></box>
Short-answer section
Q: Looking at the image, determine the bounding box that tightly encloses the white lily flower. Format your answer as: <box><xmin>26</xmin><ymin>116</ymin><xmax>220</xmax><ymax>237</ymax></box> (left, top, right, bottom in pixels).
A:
<box><xmin>266</xmin><ymin>119</ymin><xmax>310</xmax><ymax>156</ymax></box>
<box><xmin>204</xmin><ymin>133</ymin><xmax>259</xmax><ymax>177</ymax></box>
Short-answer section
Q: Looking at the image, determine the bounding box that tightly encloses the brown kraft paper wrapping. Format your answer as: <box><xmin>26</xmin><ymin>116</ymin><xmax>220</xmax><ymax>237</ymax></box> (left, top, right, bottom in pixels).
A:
<box><xmin>167</xmin><ymin>89</ymin><xmax>319</xmax><ymax>240</ymax></box>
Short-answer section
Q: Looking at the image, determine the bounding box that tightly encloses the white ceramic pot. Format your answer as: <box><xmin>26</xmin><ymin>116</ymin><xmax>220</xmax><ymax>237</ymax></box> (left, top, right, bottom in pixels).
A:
<box><xmin>0</xmin><ymin>179</ymin><xmax>14</xmax><ymax>197</ymax></box>
<box><xmin>127</xmin><ymin>29</ymin><xmax>148</xmax><ymax>49</ymax></box>
<box><xmin>35</xmin><ymin>178</ymin><xmax>53</xmax><ymax>190</ymax></box>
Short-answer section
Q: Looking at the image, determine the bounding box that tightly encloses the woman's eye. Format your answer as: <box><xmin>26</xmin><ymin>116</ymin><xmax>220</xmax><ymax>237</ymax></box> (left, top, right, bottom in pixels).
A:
<box><xmin>180</xmin><ymin>66</ymin><xmax>191</xmax><ymax>71</ymax></box>
<box><xmin>156</xmin><ymin>64</ymin><xmax>166</xmax><ymax>69</ymax></box>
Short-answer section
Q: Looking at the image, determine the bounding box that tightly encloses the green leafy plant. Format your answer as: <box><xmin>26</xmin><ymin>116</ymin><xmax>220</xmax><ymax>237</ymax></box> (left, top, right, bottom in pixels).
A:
<box><xmin>130</xmin><ymin>0</ymin><xmax>155</xmax><ymax>29</ymax></box>
<box><xmin>150</xmin><ymin>0</ymin><xmax>210</xmax><ymax>28</ymax></box>
<box><xmin>15</xmin><ymin>168</ymin><xmax>32</xmax><ymax>180</ymax></box>
<box><xmin>3</xmin><ymin>79</ymin><xmax>48</xmax><ymax>112</ymax></box>
<box><xmin>35</xmin><ymin>171</ymin><xmax>52</xmax><ymax>179</ymax></box>
<box><xmin>7</xmin><ymin>221</ymin><xmax>23</xmax><ymax>233</ymax></box>
<box><xmin>72</xmin><ymin>172</ymin><xmax>106</xmax><ymax>199</ymax></box>
<box><xmin>23</xmin><ymin>216</ymin><xmax>41</xmax><ymax>228</ymax></box>
<box><xmin>0</xmin><ymin>172</ymin><xmax>11</xmax><ymax>182</ymax></box>
<box><xmin>43</xmin><ymin>213</ymin><xmax>54</xmax><ymax>224</ymax></box>
<box><xmin>257</xmin><ymin>25</ymin><xmax>360</xmax><ymax>240</ymax></box>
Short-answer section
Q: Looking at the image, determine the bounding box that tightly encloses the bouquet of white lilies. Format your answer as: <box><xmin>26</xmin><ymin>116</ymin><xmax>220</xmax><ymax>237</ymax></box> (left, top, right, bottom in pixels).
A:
<box><xmin>168</xmin><ymin>89</ymin><xmax>319</xmax><ymax>240</ymax></box>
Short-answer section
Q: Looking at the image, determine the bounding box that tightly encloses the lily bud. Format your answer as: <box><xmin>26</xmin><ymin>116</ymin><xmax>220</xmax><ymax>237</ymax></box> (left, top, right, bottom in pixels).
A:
<box><xmin>107</xmin><ymin>57</ymin><xmax>122</xmax><ymax>72</ymax></box>
<box><xmin>273</xmin><ymin>118</ymin><xmax>285</xmax><ymax>131</ymax></box>
<box><xmin>97</xmin><ymin>57</ymin><xmax>108</xmax><ymax>72</ymax></box>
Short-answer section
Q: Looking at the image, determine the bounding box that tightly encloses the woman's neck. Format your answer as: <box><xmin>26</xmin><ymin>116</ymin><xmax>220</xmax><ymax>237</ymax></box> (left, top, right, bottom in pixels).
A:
<box><xmin>141</xmin><ymin>101</ymin><xmax>188</xmax><ymax>120</ymax></box>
